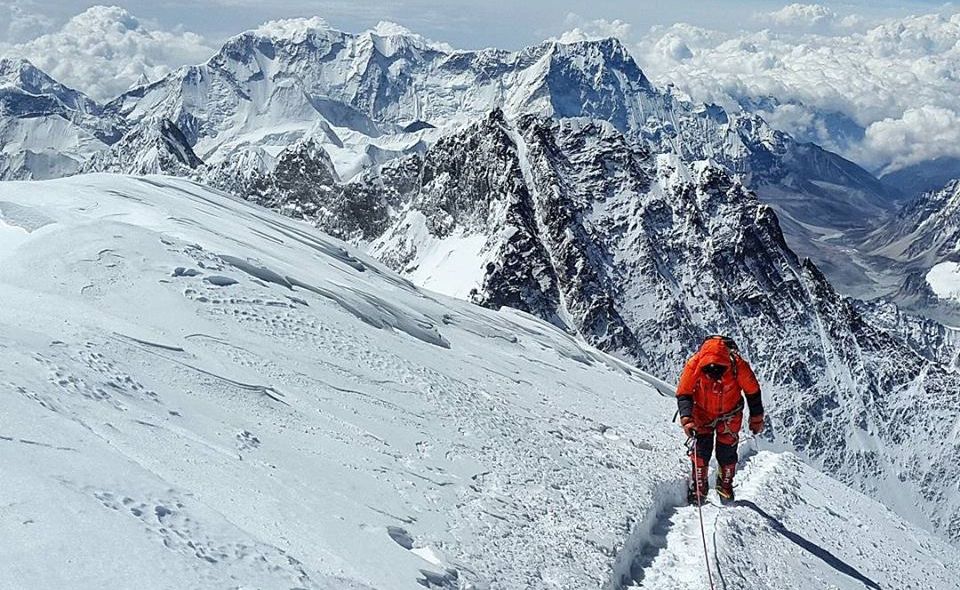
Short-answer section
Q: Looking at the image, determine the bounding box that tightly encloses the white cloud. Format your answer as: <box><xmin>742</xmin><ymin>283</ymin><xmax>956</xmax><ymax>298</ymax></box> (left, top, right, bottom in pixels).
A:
<box><xmin>0</xmin><ymin>0</ymin><xmax>55</xmax><ymax>42</ymax></box>
<box><xmin>754</xmin><ymin>3</ymin><xmax>864</xmax><ymax>33</ymax></box>
<box><xmin>856</xmin><ymin>106</ymin><xmax>960</xmax><ymax>174</ymax></box>
<box><xmin>555</xmin><ymin>13</ymin><xmax>632</xmax><ymax>44</ymax></box>
<box><xmin>2</xmin><ymin>5</ymin><xmax>216</xmax><ymax>102</ymax></box>
<box><xmin>253</xmin><ymin>16</ymin><xmax>331</xmax><ymax>40</ymax></box>
<box><xmin>635</xmin><ymin>9</ymin><xmax>960</xmax><ymax>172</ymax></box>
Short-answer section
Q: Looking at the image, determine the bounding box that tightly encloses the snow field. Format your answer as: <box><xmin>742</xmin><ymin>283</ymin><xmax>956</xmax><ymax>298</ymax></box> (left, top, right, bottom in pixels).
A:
<box><xmin>0</xmin><ymin>174</ymin><xmax>684</xmax><ymax>589</ymax></box>
<box><xmin>0</xmin><ymin>174</ymin><xmax>958</xmax><ymax>589</ymax></box>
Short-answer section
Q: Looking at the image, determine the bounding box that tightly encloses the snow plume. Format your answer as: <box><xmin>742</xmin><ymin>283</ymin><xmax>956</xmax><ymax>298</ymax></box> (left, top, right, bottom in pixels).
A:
<box><xmin>3</xmin><ymin>5</ymin><xmax>215</xmax><ymax>102</ymax></box>
<box><xmin>635</xmin><ymin>8</ymin><xmax>960</xmax><ymax>173</ymax></box>
<box><xmin>554</xmin><ymin>12</ymin><xmax>632</xmax><ymax>44</ymax></box>
<box><xmin>371</xmin><ymin>21</ymin><xmax>455</xmax><ymax>52</ymax></box>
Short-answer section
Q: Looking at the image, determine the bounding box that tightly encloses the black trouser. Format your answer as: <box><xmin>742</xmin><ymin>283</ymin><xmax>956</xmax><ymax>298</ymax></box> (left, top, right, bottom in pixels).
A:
<box><xmin>693</xmin><ymin>432</ymin><xmax>737</xmax><ymax>468</ymax></box>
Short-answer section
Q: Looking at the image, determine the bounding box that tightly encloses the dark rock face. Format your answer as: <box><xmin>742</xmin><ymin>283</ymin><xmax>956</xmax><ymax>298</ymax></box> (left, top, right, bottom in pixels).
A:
<box><xmin>300</xmin><ymin>110</ymin><xmax>960</xmax><ymax>543</ymax></box>
<box><xmin>81</xmin><ymin>118</ymin><xmax>203</xmax><ymax>176</ymax></box>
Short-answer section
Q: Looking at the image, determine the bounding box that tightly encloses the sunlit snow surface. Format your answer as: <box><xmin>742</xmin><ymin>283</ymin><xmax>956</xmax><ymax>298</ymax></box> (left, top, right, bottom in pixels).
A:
<box><xmin>0</xmin><ymin>174</ymin><xmax>956</xmax><ymax>589</ymax></box>
<box><xmin>927</xmin><ymin>261</ymin><xmax>960</xmax><ymax>303</ymax></box>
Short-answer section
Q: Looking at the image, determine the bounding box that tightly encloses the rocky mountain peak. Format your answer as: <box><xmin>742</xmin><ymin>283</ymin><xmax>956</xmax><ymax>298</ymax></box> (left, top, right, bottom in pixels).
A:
<box><xmin>0</xmin><ymin>57</ymin><xmax>99</xmax><ymax>115</ymax></box>
<box><xmin>81</xmin><ymin>117</ymin><xmax>202</xmax><ymax>176</ymax></box>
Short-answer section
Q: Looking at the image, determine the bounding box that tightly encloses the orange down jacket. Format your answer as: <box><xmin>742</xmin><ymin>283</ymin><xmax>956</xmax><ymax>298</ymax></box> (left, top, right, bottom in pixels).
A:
<box><xmin>677</xmin><ymin>337</ymin><xmax>761</xmax><ymax>421</ymax></box>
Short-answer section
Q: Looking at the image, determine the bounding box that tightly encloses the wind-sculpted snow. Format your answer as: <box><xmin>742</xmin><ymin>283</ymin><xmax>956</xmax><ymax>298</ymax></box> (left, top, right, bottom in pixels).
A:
<box><xmin>0</xmin><ymin>174</ymin><xmax>687</xmax><ymax>588</ymax></box>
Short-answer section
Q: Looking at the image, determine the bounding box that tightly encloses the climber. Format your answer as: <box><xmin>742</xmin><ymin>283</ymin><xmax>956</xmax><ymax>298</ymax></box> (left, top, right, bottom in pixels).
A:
<box><xmin>676</xmin><ymin>335</ymin><xmax>764</xmax><ymax>505</ymax></box>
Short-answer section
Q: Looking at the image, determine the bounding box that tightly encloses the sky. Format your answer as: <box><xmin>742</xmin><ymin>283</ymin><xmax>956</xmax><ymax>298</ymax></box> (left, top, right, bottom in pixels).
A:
<box><xmin>2</xmin><ymin>0</ymin><xmax>960</xmax><ymax>173</ymax></box>
<box><xmin>1</xmin><ymin>0</ymin><xmax>951</xmax><ymax>48</ymax></box>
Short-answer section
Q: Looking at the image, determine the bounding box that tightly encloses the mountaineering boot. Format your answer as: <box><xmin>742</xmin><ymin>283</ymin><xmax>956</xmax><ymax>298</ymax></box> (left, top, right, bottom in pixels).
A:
<box><xmin>716</xmin><ymin>464</ymin><xmax>736</xmax><ymax>504</ymax></box>
<box><xmin>687</xmin><ymin>462</ymin><xmax>710</xmax><ymax>506</ymax></box>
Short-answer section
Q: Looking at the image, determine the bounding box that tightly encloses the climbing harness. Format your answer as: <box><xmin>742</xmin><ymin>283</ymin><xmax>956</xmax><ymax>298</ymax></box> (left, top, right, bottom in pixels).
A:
<box><xmin>703</xmin><ymin>401</ymin><xmax>744</xmax><ymax>431</ymax></box>
<box><xmin>686</xmin><ymin>436</ymin><xmax>717</xmax><ymax>590</ymax></box>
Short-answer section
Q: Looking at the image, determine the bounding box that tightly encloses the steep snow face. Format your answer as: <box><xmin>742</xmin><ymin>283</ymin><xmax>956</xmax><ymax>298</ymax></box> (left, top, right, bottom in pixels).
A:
<box><xmin>0</xmin><ymin>58</ymin><xmax>122</xmax><ymax>180</ymax></box>
<box><xmin>0</xmin><ymin>173</ymin><xmax>685</xmax><ymax>589</ymax></box>
<box><xmin>337</xmin><ymin>112</ymin><xmax>960</xmax><ymax>544</ymax></box>
<box><xmin>1</xmin><ymin>174</ymin><xmax>957</xmax><ymax>589</ymax></box>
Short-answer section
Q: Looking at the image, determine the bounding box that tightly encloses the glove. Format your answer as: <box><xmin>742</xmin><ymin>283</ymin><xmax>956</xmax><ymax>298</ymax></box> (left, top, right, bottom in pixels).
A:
<box><xmin>680</xmin><ymin>416</ymin><xmax>697</xmax><ymax>438</ymax></box>
<box><xmin>749</xmin><ymin>414</ymin><xmax>764</xmax><ymax>434</ymax></box>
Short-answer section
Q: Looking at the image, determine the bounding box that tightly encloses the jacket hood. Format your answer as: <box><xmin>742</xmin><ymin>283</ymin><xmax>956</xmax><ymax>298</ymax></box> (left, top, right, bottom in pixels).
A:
<box><xmin>697</xmin><ymin>337</ymin><xmax>733</xmax><ymax>368</ymax></box>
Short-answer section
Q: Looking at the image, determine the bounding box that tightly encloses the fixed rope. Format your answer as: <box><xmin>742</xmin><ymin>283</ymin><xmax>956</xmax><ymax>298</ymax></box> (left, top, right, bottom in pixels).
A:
<box><xmin>686</xmin><ymin>436</ymin><xmax>717</xmax><ymax>590</ymax></box>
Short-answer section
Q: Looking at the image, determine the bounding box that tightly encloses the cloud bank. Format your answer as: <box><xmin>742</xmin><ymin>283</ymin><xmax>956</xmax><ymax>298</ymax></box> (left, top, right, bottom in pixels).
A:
<box><xmin>1</xmin><ymin>5</ymin><xmax>215</xmax><ymax>102</ymax></box>
<box><xmin>3</xmin><ymin>2</ymin><xmax>960</xmax><ymax>175</ymax></box>
<box><xmin>634</xmin><ymin>5</ymin><xmax>960</xmax><ymax>174</ymax></box>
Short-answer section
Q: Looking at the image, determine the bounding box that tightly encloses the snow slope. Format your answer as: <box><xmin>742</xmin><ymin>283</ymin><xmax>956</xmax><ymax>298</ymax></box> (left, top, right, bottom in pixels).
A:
<box><xmin>0</xmin><ymin>173</ymin><xmax>684</xmax><ymax>589</ymax></box>
<box><xmin>2</xmin><ymin>174</ymin><xmax>956</xmax><ymax>588</ymax></box>
<box><xmin>625</xmin><ymin>451</ymin><xmax>960</xmax><ymax>590</ymax></box>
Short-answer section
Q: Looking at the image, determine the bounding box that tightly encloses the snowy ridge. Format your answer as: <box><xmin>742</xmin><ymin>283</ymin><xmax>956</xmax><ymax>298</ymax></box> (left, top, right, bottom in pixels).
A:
<box><xmin>622</xmin><ymin>451</ymin><xmax>960</xmax><ymax>590</ymax></box>
<box><xmin>0</xmin><ymin>174</ymin><xmax>683</xmax><ymax>588</ymax></box>
<box><xmin>1</xmin><ymin>173</ymin><xmax>956</xmax><ymax>589</ymax></box>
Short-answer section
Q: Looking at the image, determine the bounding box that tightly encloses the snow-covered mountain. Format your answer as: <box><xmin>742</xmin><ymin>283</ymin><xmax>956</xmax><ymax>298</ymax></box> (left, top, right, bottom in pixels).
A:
<box><xmin>0</xmin><ymin>58</ymin><xmax>123</xmax><ymax>180</ymax></box>
<box><xmin>1</xmin><ymin>174</ymin><xmax>957</xmax><ymax>589</ymax></box>
<box><xmin>858</xmin><ymin>178</ymin><xmax>960</xmax><ymax>321</ymax></box>
<box><xmin>3</xmin><ymin>13</ymin><xmax>958</xmax><ymax>556</ymax></box>
<box><xmin>868</xmin><ymin>178</ymin><xmax>960</xmax><ymax>269</ymax></box>
<box><xmin>81</xmin><ymin>117</ymin><xmax>203</xmax><ymax>176</ymax></box>
<box><xmin>86</xmin><ymin>20</ymin><xmax>891</xmax><ymax>278</ymax></box>
<box><xmin>0</xmin><ymin>19</ymin><xmax>896</xmax><ymax>289</ymax></box>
